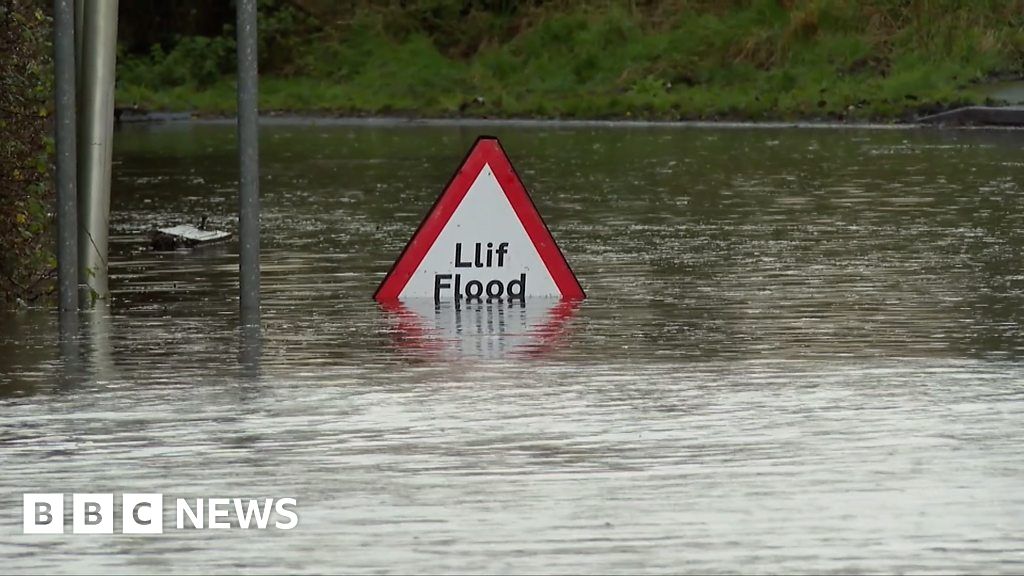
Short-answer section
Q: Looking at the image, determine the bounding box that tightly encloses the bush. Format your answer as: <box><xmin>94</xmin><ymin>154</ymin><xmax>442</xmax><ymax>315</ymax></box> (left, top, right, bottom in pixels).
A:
<box><xmin>0</xmin><ymin>0</ymin><xmax>55</xmax><ymax>306</ymax></box>
<box><xmin>119</xmin><ymin>34</ymin><xmax>236</xmax><ymax>89</ymax></box>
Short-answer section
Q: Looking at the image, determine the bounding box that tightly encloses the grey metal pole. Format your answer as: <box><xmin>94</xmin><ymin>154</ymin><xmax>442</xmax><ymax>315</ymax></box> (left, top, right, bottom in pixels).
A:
<box><xmin>74</xmin><ymin>0</ymin><xmax>83</xmax><ymax>88</ymax></box>
<box><xmin>240</xmin><ymin>323</ymin><xmax>261</xmax><ymax>379</ymax></box>
<box><xmin>54</xmin><ymin>0</ymin><xmax>78</xmax><ymax>313</ymax></box>
<box><xmin>237</xmin><ymin>0</ymin><xmax>261</xmax><ymax>327</ymax></box>
<box><xmin>77</xmin><ymin>0</ymin><xmax>118</xmax><ymax>305</ymax></box>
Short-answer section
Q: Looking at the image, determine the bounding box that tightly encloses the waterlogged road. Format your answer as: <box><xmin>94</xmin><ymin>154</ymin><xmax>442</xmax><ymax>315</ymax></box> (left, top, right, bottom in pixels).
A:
<box><xmin>1</xmin><ymin>122</ymin><xmax>1023</xmax><ymax>573</ymax></box>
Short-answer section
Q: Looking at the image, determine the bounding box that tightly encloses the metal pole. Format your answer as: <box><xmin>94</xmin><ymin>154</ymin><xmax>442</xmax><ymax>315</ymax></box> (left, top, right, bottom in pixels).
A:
<box><xmin>237</xmin><ymin>0</ymin><xmax>261</xmax><ymax>327</ymax></box>
<box><xmin>54</xmin><ymin>0</ymin><xmax>78</xmax><ymax>313</ymax></box>
<box><xmin>240</xmin><ymin>323</ymin><xmax>261</xmax><ymax>379</ymax></box>
<box><xmin>77</xmin><ymin>0</ymin><xmax>118</xmax><ymax>305</ymax></box>
<box><xmin>74</xmin><ymin>0</ymin><xmax>83</xmax><ymax>88</ymax></box>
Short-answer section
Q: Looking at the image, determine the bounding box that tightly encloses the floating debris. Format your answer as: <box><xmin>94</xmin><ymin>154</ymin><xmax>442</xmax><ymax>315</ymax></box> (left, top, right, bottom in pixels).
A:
<box><xmin>150</xmin><ymin>217</ymin><xmax>231</xmax><ymax>250</ymax></box>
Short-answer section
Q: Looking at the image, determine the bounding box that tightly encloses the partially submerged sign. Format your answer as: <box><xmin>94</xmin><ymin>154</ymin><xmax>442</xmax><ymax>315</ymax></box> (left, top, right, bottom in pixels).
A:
<box><xmin>375</xmin><ymin>137</ymin><xmax>584</xmax><ymax>302</ymax></box>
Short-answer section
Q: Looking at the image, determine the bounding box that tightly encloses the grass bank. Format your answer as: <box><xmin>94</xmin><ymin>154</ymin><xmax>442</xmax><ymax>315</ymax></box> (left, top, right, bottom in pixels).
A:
<box><xmin>118</xmin><ymin>0</ymin><xmax>1024</xmax><ymax>122</ymax></box>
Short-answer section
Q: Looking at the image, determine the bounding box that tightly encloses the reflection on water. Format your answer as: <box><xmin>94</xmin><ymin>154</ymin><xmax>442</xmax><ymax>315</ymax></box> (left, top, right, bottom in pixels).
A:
<box><xmin>1</xmin><ymin>122</ymin><xmax>1024</xmax><ymax>574</ymax></box>
<box><xmin>383</xmin><ymin>299</ymin><xmax>580</xmax><ymax>359</ymax></box>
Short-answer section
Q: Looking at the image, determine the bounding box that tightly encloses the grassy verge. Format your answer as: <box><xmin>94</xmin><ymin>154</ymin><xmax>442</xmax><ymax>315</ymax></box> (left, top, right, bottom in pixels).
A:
<box><xmin>117</xmin><ymin>0</ymin><xmax>1024</xmax><ymax>122</ymax></box>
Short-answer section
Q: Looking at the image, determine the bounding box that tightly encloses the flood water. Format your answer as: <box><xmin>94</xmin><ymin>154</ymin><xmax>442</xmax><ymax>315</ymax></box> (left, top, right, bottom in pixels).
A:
<box><xmin>2</xmin><ymin>121</ymin><xmax>1023</xmax><ymax>573</ymax></box>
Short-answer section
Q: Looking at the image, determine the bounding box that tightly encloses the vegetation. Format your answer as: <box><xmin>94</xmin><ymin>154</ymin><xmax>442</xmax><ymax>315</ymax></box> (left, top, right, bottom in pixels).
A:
<box><xmin>0</xmin><ymin>0</ymin><xmax>55</xmax><ymax>305</ymax></box>
<box><xmin>116</xmin><ymin>0</ymin><xmax>1024</xmax><ymax>121</ymax></box>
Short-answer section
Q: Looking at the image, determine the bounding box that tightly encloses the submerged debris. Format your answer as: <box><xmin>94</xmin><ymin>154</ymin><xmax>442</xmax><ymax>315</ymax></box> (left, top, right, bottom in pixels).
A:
<box><xmin>918</xmin><ymin>105</ymin><xmax>1024</xmax><ymax>126</ymax></box>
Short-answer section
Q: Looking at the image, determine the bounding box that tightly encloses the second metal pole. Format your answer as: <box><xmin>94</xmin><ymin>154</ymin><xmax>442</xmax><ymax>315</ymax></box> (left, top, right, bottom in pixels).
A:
<box><xmin>77</xmin><ymin>0</ymin><xmax>118</xmax><ymax>304</ymax></box>
<box><xmin>237</xmin><ymin>0</ymin><xmax>261</xmax><ymax>327</ymax></box>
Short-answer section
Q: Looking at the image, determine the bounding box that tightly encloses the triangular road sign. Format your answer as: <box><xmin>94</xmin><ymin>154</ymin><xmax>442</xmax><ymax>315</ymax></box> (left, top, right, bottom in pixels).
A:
<box><xmin>375</xmin><ymin>136</ymin><xmax>585</xmax><ymax>302</ymax></box>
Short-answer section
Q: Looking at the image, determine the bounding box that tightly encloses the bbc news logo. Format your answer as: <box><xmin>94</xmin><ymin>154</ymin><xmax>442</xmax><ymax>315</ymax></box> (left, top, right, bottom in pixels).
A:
<box><xmin>23</xmin><ymin>494</ymin><xmax>298</xmax><ymax>534</ymax></box>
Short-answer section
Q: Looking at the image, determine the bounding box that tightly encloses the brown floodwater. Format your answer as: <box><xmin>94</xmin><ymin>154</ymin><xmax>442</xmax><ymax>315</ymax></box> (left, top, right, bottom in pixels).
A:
<box><xmin>1</xmin><ymin>120</ymin><xmax>1023</xmax><ymax>573</ymax></box>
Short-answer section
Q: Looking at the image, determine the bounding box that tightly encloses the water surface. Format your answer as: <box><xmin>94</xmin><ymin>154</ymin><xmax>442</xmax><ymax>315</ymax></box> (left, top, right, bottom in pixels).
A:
<box><xmin>1</xmin><ymin>122</ymin><xmax>1023</xmax><ymax>573</ymax></box>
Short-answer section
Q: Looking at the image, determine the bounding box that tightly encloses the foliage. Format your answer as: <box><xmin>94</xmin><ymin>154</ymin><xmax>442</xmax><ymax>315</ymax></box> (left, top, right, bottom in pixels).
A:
<box><xmin>117</xmin><ymin>0</ymin><xmax>315</xmax><ymax>91</ymax></box>
<box><xmin>119</xmin><ymin>34</ymin><xmax>237</xmax><ymax>89</ymax></box>
<box><xmin>0</xmin><ymin>0</ymin><xmax>55</xmax><ymax>306</ymax></box>
<box><xmin>116</xmin><ymin>0</ymin><xmax>1024</xmax><ymax>120</ymax></box>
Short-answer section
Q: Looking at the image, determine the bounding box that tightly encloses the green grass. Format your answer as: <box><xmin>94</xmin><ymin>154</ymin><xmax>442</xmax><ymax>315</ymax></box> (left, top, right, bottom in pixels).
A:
<box><xmin>115</xmin><ymin>0</ymin><xmax>1024</xmax><ymax>121</ymax></box>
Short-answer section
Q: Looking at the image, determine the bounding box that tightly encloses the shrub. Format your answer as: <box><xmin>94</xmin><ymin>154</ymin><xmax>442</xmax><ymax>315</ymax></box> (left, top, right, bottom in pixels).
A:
<box><xmin>0</xmin><ymin>0</ymin><xmax>55</xmax><ymax>305</ymax></box>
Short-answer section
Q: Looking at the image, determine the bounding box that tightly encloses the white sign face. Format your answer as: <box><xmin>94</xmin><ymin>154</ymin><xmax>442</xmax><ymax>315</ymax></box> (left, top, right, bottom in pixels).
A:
<box><xmin>375</xmin><ymin>137</ymin><xmax>584</xmax><ymax>302</ymax></box>
<box><xmin>399</xmin><ymin>164</ymin><xmax>559</xmax><ymax>299</ymax></box>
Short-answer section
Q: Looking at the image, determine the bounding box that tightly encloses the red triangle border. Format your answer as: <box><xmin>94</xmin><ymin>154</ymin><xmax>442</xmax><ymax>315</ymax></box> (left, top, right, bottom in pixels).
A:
<box><xmin>374</xmin><ymin>136</ymin><xmax>585</xmax><ymax>302</ymax></box>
